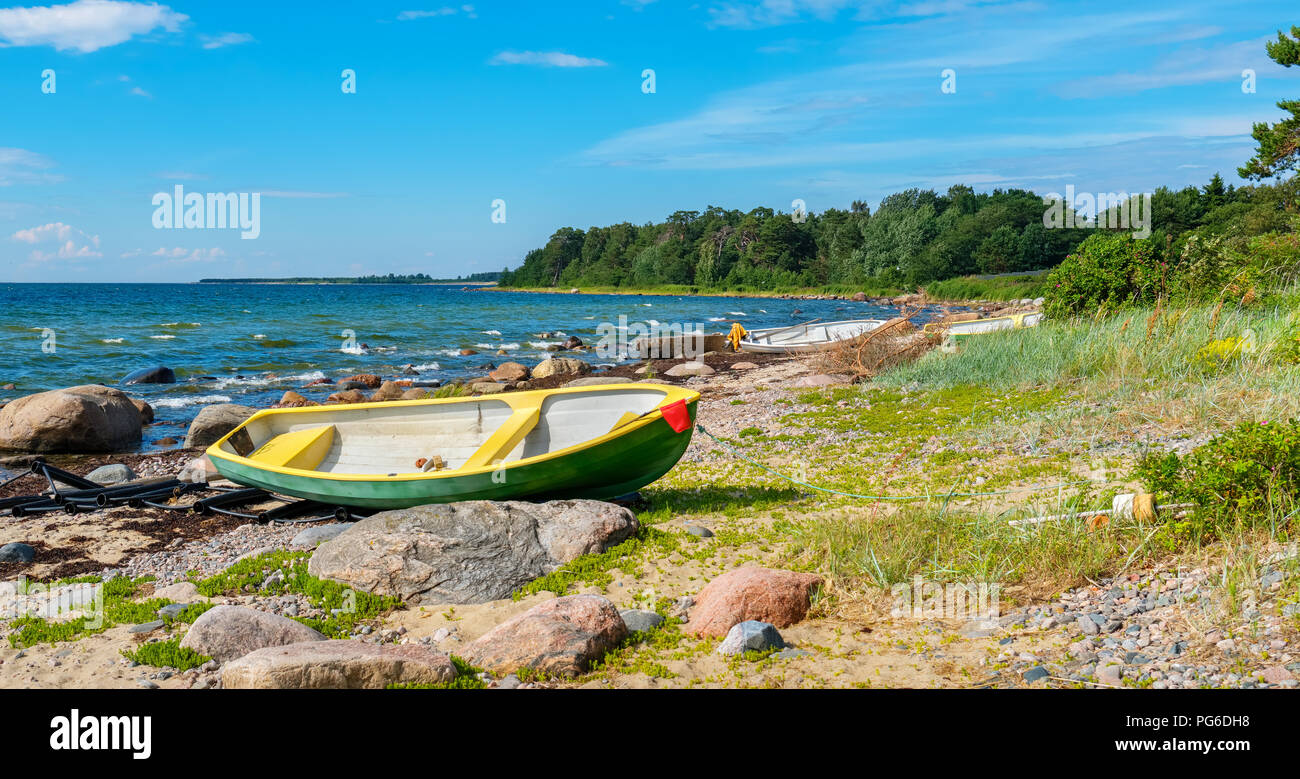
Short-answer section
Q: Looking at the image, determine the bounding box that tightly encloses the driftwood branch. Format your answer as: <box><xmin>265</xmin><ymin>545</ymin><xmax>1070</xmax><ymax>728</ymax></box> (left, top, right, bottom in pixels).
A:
<box><xmin>813</xmin><ymin>307</ymin><xmax>940</xmax><ymax>379</ymax></box>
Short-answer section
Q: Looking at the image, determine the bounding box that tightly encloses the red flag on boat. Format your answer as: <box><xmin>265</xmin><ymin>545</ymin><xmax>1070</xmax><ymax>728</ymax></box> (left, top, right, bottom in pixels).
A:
<box><xmin>660</xmin><ymin>399</ymin><xmax>691</xmax><ymax>433</ymax></box>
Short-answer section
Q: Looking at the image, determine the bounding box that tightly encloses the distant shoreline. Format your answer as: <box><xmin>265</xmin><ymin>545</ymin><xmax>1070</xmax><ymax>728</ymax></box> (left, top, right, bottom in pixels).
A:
<box><xmin>195</xmin><ymin>280</ymin><xmax>500</xmax><ymax>286</ymax></box>
<box><xmin>486</xmin><ymin>285</ymin><xmax>893</xmax><ymax>301</ymax></box>
<box><xmin>486</xmin><ymin>286</ymin><xmax>1043</xmax><ymax>312</ymax></box>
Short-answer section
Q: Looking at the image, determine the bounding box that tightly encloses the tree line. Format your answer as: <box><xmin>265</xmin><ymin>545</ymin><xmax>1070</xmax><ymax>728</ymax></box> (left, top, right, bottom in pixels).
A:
<box><xmin>496</xmin><ymin>178</ymin><xmax>1293</xmax><ymax>292</ymax></box>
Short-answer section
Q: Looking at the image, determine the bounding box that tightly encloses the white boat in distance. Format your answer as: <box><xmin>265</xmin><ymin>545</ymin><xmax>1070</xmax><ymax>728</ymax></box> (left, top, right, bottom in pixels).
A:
<box><xmin>739</xmin><ymin>319</ymin><xmax>888</xmax><ymax>354</ymax></box>
<box><xmin>922</xmin><ymin>311</ymin><xmax>1043</xmax><ymax>340</ymax></box>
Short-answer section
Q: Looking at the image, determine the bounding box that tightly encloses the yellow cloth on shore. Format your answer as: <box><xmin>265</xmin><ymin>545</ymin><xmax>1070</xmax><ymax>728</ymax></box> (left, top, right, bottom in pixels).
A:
<box><xmin>726</xmin><ymin>323</ymin><xmax>748</xmax><ymax>351</ymax></box>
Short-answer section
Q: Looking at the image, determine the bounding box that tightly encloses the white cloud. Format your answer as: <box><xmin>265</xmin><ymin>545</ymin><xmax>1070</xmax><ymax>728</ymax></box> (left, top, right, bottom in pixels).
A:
<box><xmin>398</xmin><ymin>5</ymin><xmax>475</xmax><ymax>20</ymax></box>
<box><xmin>490</xmin><ymin>50</ymin><xmax>608</xmax><ymax>68</ymax></box>
<box><xmin>0</xmin><ymin>0</ymin><xmax>187</xmax><ymax>53</ymax></box>
<box><xmin>129</xmin><ymin>85</ymin><xmax>151</xmax><ymax>98</ymax></box>
<box><xmin>259</xmin><ymin>190</ymin><xmax>347</xmax><ymax>199</ymax></box>
<box><xmin>157</xmin><ymin>170</ymin><xmax>204</xmax><ymax>180</ymax></box>
<box><xmin>706</xmin><ymin>0</ymin><xmax>871</xmax><ymax>29</ymax></box>
<box><xmin>12</xmin><ymin>221</ymin><xmax>73</xmax><ymax>243</ymax></box>
<box><xmin>12</xmin><ymin>221</ymin><xmax>102</xmax><ymax>261</ymax></box>
<box><xmin>200</xmin><ymin>31</ymin><xmax>253</xmax><ymax>49</ymax></box>
<box><xmin>0</xmin><ymin>147</ymin><xmax>59</xmax><ymax>185</ymax></box>
<box><xmin>704</xmin><ymin>0</ymin><xmax>1027</xmax><ymax>28</ymax></box>
<box><xmin>150</xmin><ymin>246</ymin><xmax>225</xmax><ymax>263</ymax></box>
<box><xmin>1057</xmin><ymin>37</ymin><xmax>1299</xmax><ymax>98</ymax></box>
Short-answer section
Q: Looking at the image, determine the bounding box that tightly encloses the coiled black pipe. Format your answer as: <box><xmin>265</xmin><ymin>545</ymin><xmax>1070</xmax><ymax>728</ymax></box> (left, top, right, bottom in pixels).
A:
<box><xmin>99</xmin><ymin>480</ymin><xmax>185</xmax><ymax>507</ymax></box>
<box><xmin>10</xmin><ymin>499</ymin><xmax>64</xmax><ymax>517</ymax></box>
<box><xmin>191</xmin><ymin>488</ymin><xmax>269</xmax><ymax>514</ymax></box>
<box><xmin>30</xmin><ymin>461</ymin><xmax>99</xmax><ymax>490</ymax></box>
<box><xmin>257</xmin><ymin>499</ymin><xmax>331</xmax><ymax>523</ymax></box>
<box><xmin>43</xmin><ymin>477</ymin><xmax>178</xmax><ymax>506</ymax></box>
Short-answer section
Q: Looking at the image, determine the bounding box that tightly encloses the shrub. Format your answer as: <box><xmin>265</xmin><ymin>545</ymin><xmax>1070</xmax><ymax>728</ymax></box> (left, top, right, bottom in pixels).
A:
<box><xmin>1134</xmin><ymin>418</ymin><xmax>1300</xmax><ymax>537</ymax></box>
<box><xmin>1043</xmin><ymin>233</ymin><xmax>1165</xmax><ymax>317</ymax></box>
<box><xmin>1248</xmin><ymin>230</ymin><xmax>1300</xmax><ymax>286</ymax></box>
<box><xmin>1171</xmin><ymin>231</ymin><xmax>1245</xmax><ymax>300</ymax></box>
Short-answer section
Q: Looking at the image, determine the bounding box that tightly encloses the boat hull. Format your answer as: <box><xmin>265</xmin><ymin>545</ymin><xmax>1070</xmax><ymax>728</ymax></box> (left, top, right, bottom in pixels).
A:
<box><xmin>739</xmin><ymin>319</ymin><xmax>886</xmax><ymax>354</ymax></box>
<box><xmin>206</xmin><ymin>385</ymin><xmax>698</xmax><ymax>509</ymax></box>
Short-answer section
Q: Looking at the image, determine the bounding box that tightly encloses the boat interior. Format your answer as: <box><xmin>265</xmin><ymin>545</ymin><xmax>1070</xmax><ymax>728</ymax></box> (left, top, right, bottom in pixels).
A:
<box><xmin>215</xmin><ymin>387</ymin><xmax>674</xmax><ymax>476</ymax></box>
<box><xmin>747</xmin><ymin>319</ymin><xmax>885</xmax><ymax>346</ymax></box>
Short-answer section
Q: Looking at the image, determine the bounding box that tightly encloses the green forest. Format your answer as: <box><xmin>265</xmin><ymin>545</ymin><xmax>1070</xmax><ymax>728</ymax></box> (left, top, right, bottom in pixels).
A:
<box><xmin>496</xmin><ymin>177</ymin><xmax>1297</xmax><ymax>295</ymax></box>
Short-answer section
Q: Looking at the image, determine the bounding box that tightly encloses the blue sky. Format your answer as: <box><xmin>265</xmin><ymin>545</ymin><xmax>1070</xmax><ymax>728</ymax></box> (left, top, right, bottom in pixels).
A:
<box><xmin>0</xmin><ymin>0</ymin><xmax>1297</xmax><ymax>282</ymax></box>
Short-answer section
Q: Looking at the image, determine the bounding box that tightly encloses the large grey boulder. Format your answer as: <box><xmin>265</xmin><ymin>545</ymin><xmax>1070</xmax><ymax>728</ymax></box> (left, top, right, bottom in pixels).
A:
<box><xmin>87</xmin><ymin>463</ymin><xmax>136</xmax><ymax>485</ymax></box>
<box><xmin>291</xmin><ymin>523</ymin><xmax>353</xmax><ymax>548</ymax></box>
<box><xmin>716</xmin><ymin>620</ymin><xmax>785</xmax><ymax>656</ymax></box>
<box><xmin>0</xmin><ymin>385</ymin><xmax>142</xmax><ymax>453</ymax></box>
<box><xmin>179</xmin><ymin>605</ymin><xmax>326</xmax><ymax>662</ymax></box>
<box><xmin>307</xmin><ymin>500</ymin><xmax>638</xmax><ymax>604</ymax></box>
<box><xmin>222</xmin><ymin>640</ymin><xmax>457</xmax><ymax>689</ymax></box>
<box><xmin>184</xmin><ymin>404</ymin><xmax>257</xmax><ymax>449</ymax></box>
<box><xmin>620</xmin><ymin>608</ymin><xmax>665</xmax><ymax>633</ymax></box>
<box><xmin>0</xmin><ymin>542</ymin><xmax>35</xmax><ymax>564</ymax></box>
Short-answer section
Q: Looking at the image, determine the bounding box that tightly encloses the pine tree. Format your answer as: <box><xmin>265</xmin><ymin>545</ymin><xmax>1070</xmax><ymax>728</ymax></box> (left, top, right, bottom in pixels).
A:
<box><xmin>1240</xmin><ymin>26</ymin><xmax>1300</xmax><ymax>179</ymax></box>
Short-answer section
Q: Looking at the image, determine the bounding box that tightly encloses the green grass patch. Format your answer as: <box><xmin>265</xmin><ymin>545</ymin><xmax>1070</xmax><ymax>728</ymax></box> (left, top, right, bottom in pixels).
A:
<box><xmin>6</xmin><ymin>575</ymin><xmax>189</xmax><ymax>649</ymax></box>
<box><xmin>122</xmin><ymin>638</ymin><xmax>211</xmax><ymax>671</ymax></box>
<box><xmin>637</xmin><ymin>484</ymin><xmax>807</xmax><ymax>523</ymax></box>
<box><xmin>786</xmin><ymin>383</ymin><xmax>1065</xmax><ymax>443</ymax></box>
<box><xmin>191</xmin><ymin>550</ymin><xmax>402</xmax><ymax>638</ymax></box>
<box><xmin>585</xmin><ymin>600</ymin><xmax>690</xmax><ymax>680</ymax></box>
<box><xmin>191</xmin><ymin>549</ymin><xmax>309</xmax><ymax>597</ymax></box>
<box><xmin>387</xmin><ymin>656</ymin><xmax>487</xmax><ymax>689</ymax></box>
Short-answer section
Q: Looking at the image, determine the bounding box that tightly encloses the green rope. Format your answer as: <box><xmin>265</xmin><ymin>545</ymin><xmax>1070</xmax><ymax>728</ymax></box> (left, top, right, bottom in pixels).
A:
<box><xmin>695</xmin><ymin>424</ymin><xmax>1096</xmax><ymax>502</ymax></box>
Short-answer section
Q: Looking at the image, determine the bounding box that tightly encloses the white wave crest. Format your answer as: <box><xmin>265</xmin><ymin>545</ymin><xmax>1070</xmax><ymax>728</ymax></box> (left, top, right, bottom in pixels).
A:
<box><xmin>152</xmin><ymin>394</ymin><xmax>232</xmax><ymax>408</ymax></box>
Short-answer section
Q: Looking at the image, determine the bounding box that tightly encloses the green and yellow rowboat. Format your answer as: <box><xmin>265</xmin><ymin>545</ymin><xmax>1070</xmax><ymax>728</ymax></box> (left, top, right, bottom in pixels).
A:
<box><xmin>206</xmin><ymin>383</ymin><xmax>699</xmax><ymax>509</ymax></box>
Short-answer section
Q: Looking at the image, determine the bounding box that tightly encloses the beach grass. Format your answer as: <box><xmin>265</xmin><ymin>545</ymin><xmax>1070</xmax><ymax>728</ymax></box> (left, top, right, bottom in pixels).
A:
<box><xmin>876</xmin><ymin>293</ymin><xmax>1300</xmax><ymax>429</ymax></box>
<box><xmin>923</xmin><ymin>273</ymin><xmax>1050</xmax><ymax>302</ymax></box>
<box><xmin>770</xmin><ymin>291</ymin><xmax>1300</xmax><ymax>605</ymax></box>
<box><xmin>781</xmin><ymin>501</ymin><xmax>1140</xmax><ymax>592</ymax></box>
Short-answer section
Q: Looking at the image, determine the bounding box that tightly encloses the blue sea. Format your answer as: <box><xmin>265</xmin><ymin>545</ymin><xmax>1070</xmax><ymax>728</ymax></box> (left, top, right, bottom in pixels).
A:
<box><xmin>0</xmin><ymin>283</ymin><xmax>937</xmax><ymax>452</ymax></box>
